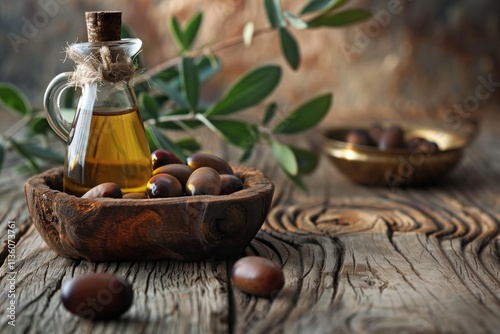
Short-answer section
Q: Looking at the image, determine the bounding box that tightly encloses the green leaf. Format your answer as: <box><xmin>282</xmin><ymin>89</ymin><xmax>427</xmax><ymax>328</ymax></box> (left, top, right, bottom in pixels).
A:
<box><xmin>273</xmin><ymin>93</ymin><xmax>332</xmax><ymax>134</ymax></box>
<box><xmin>21</xmin><ymin>143</ymin><xmax>64</xmax><ymax>163</ymax></box>
<box><xmin>10</xmin><ymin>139</ymin><xmax>41</xmax><ymax>173</ymax></box>
<box><xmin>239</xmin><ymin>146</ymin><xmax>254</xmax><ymax>163</ymax></box>
<box><xmin>145</xmin><ymin>125</ymin><xmax>188</xmax><ymax>162</ymax></box>
<box><xmin>139</xmin><ymin>93</ymin><xmax>159</xmax><ymax>120</ymax></box>
<box><xmin>264</xmin><ymin>0</ymin><xmax>286</xmax><ymax>28</ymax></box>
<box><xmin>279</xmin><ymin>28</ymin><xmax>300</xmax><ymax>70</ymax></box>
<box><xmin>156</xmin><ymin>109</ymin><xmax>202</xmax><ymax>131</ymax></box>
<box><xmin>205</xmin><ymin>65</ymin><xmax>281</xmax><ymax>116</ymax></box>
<box><xmin>153</xmin><ymin>65</ymin><xmax>180</xmax><ymax>85</ymax></box>
<box><xmin>28</xmin><ymin>116</ymin><xmax>51</xmax><ymax>135</ymax></box>
<box><xmin>308</xmin><ymin>9</ymin><xmax>372</xmax><ymax>27</ymax></box>
<box><xmin>243</xmin><ymin>22</ymin><xmax>255</xmax><ymax>46</ymax></box>
<box><xmin>121</xmin><ymin>25</ymin><xmax>136</xmax><ymax>39</ymax></box>
<box><xmin>156</xmin><ymin>120</ymin><xmax>203</xmax><ymax>131</ymax></box>
<box><xmin>209</xmin><ymin>119</ymin><xmax>259</xmax><ymax>149</ymax></box>
<box><xmin>284</xmin><ymin>12</ymin><xmax>308</xmax><ymax>30</ymax></box>
<box><xmin>0</xmin><ymin>83</ymin><xmax>31</xmax><ymax>116</ymax></box>
<box><xmin>290</xmin><ymin>145</ymin><xmax>319</xmax><ymax>175</ymax></box>
<box><xmin>270</xmin><ymin>139</ymin><xmax>298</xmax><ymax>176</ymax></box>
<box><xmin>179</xmin><ymin>57</ymin><xmax>199</xmax><ymax>111</ymax></box>
<box><xmin>262</xmin><ymin>102</ymin><xmax>277</xmax><ymax>125</ymax></box>
<box><xmin>196</xmin><ymin>55</ymin><xmax>222</xmax><ymax>82</ymax></box>
<box><xmin>169</xmin><ymin>17</ymin><xmax>188</xmax><ymax>52</ymax></box>
<box><xmin>175</xmin><ymin>137</ymin><xmax>201</xmax><ymax>153</ymax></box>
<box><xmin>284</xmin><ymin>169</ymin><xmax>308</xmax><ymax>192</ymax></box>
<box><xmin>184</xmin><ymin>12</ymin><xmax>203</xmax><ymax>50</ymax></box>
<box><xmin>151</xmin><ymin>78</ymin><xmax>187</xmax><ymax>108</ymax></box>
<box><xmin>62</xmin><ymin>86</ymin><xmax>78</xmax><ymax>109</ymax></box>
<box><xmin>154</xmin><ymin>55</ymin><xmax>221</xmax><ymax>88</ymax></box>
<box><xmin>301</xmin><ymin>0</ymin><xmax>348</xmax><ymax>14</ymax></box>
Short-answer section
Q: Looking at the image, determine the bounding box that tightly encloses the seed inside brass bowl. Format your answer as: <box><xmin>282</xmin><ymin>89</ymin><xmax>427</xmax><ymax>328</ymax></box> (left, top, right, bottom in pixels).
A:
<box><xmin>322</xmin><ymin>124</ymin><xmax>472</xmax><ymax>187</ymax></box>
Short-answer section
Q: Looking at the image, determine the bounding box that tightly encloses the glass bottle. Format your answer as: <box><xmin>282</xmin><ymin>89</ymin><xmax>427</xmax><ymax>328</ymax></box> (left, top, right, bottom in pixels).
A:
<box><xmin>44</xmin><ymin>13</ymin><xmax>151</xmax><ymax>196</ymax></box>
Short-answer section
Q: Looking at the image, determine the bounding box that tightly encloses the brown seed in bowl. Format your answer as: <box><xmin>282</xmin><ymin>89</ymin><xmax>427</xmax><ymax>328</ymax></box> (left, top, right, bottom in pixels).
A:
<box><xmin>368</xmin><ymin>123</ymin><xmax>385</xmax><ymax>144</ymax></box>
<box><xmin>187</xmin><ymin>153</ymin><xmax>234</xmax><ymax>174</ymax></box>
<box><xmin>406</xmin><ymin>137</ymin><xmax>428</xmax><ymax>149</ymax></box>
<box><xmin>345</xmin><ymin>129</ymin><xmax>375</xmax><ymax>147</ymax></box>
<box><xmin>231</xmin><ymin>256</ymin><xmax>285</xmax><ymax>298</ymax></box>
<box><xmin>151</xmin><ymin>149</ymin><xmax>183</xmax><ymax>170</ymax></box>
<box><xmin>122</xmin><ymin>193</ymin><xmax>148</xmax><ymax>199</ymax></box>
<box><xmin>153</xmin><ymin>164</ymin><xmax>193</xmax><ymax>188</ymax></box>
<box><xmin>147</xmin><ymin>174</ymin><xmax>183</xmax><ymax>198</ymax></box>
<box><xmin>378</xmin><ymin>126</ymin><xmax>405</xmax><ymax>150</ymax></box>
<box><xmin>81</xmin><ymin>183</ymin><xmax>122</xmax><ymax>199</ymax></box>
<box><xmin>220</xmin><ymin>174</ymin><xmax>243</xmax><ymax>195</ymax></box>
<box><xmin>186</xmin><ymin>167</ymin><xmax>221</xmax><ymax>196</ymax></box>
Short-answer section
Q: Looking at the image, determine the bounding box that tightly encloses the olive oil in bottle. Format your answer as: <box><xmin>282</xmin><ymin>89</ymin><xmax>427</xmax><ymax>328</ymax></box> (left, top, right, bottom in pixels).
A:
<box><xmin>63</xmin><ymin>107</ymin><xmax>151</xmax><ymax>196</ymax></box>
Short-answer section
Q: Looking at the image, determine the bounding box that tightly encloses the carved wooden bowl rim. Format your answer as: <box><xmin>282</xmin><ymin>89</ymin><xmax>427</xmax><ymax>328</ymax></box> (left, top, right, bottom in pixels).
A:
<box><xmin>24</xmin><ymin>165</ymin><xmax>274</xmax><ymax>261</ymax></box>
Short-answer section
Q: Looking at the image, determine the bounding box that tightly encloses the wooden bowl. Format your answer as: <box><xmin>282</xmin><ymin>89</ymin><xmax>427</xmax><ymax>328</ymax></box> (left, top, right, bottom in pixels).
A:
<box><xmin>24</xmin><ymin>166</ymin><xmax>274</xmax><ymax>262</ymax></box>
<box><xmin>323</xmin><ymin>125</ymin><xmax>471</xmax><ymax>187</ymax></box>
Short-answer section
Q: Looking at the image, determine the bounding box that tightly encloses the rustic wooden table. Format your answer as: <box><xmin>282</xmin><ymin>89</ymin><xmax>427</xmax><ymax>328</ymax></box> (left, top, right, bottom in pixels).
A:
<box><xmin>0</xmin><ymin>112</ymin><xmax>499</xmax><ymax>334</ymax></box>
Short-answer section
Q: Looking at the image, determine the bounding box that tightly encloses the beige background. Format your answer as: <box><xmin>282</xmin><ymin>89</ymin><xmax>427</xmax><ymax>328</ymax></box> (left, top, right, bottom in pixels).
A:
<box><xmin>1</xmin><ymin>0</ymin><xmax>499</xmax><ymax>124</ymax></box>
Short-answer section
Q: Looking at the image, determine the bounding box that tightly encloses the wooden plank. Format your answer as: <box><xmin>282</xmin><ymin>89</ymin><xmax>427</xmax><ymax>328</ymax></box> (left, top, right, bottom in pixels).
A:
<box><xmin>0</xmin><ymin>113</ymin><xmax>499</xmax><ymax>333</ymax></box>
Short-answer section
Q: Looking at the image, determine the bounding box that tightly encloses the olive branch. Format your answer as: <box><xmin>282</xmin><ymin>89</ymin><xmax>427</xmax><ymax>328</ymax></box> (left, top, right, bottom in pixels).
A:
<box><xmin>0</xmin><ymin>0</ymin><xmax>371</xmax><ymax>191</ymax></box>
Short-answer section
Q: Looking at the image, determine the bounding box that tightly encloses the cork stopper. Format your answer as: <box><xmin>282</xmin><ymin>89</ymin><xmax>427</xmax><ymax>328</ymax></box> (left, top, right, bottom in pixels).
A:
<box><xmin>85</xmin><ymin>11</ymin><xmax>121</xmax><ymax>42</ymax></box>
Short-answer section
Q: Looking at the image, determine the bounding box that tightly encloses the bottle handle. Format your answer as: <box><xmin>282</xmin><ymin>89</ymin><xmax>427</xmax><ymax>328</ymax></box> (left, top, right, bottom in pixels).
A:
<box><xmin>44</xmin><ymin>72</ymin><xmax>74</xmax><ymax>142</ymax></box>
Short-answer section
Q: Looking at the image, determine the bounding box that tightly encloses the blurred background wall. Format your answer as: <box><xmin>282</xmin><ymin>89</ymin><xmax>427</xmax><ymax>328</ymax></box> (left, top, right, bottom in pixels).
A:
<box><xmin>1</xmin><ymin>0</ymin><xmax>499</xmax><ymax>123</ymax></box>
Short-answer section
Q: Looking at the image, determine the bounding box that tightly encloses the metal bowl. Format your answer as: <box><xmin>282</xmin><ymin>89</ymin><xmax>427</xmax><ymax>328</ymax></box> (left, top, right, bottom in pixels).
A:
<box><xmin>322</xmin><ymin>125</ymin><xmax>472</xmax><ymax>187</ymax></box>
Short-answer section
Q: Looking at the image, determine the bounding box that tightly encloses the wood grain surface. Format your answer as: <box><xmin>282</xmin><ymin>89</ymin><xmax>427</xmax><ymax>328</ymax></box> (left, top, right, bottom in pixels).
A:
<box><xmin>0</xmin><ymin>113</ymin><xmax>499</xmax><ymax>333</ymax></box>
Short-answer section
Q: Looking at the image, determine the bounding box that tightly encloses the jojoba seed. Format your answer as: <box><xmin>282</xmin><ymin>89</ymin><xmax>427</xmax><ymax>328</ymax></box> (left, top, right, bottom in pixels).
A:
<box><xmin>406</xmin><ymin>137</ymin><xmax>428</xmax><ymax>149</ymax></box>
<box><xmin>81</xmin><ymin>183</ymin><xmax>122</xmax><ymax>199</ymax></box>
<box><xmin>231</xmin><ymin>256</ymin><xmax>285</xmax><ymax>298</ymax></box>
<box><xmin>153</xmin><ymin>164</ymin><xmax>193</xmax><ymax>188</ymax></box>
<box><xmin>186</xmin><ymin>153</ymin><xmax>234</xmax><ymax>175</ymax></box>
<box><xmin>220</xmin><ymin>174</ymin><xmax>243</xmax><ymax>195</ymax></box>
<box><xmin>368</xmin><ymin>123</ymin><xmax>385</xmax><ymax>144</ymax></box>
<box><xmin>345</xmin><ymin>129</ymin><xmax>375</xmax><ymax>147</ymax></box>
<box><xmin>416</xmin><ymin>140</ymin><xmax>439</xmax><ymax>153</ymax></box>
<box><xmin>61</xmin><ymin>273</ymin><xmax>133</xmax><ymax>320</ymax></box>
<box><xmin>378</xmin><ymin>126</ymin><xmax>405</xmax><ymax>150</ymax></box>
<box><xmin>186</xmin><ymin>167</ymin><xmax>221</xmax><ymax>196</ymax></box>
<box><xmin>146</xmin><ymin>174</ymin><xmax>183</xmax><ymax>198</ymax></box>
<box><xmin>122</xmin><ymin>193</ymin><xmax>148</xmax><ymax>199</ymax></box>
<box><xmin>151</xmin><ymin>149</ymin><xmax>183</xmax><ymax>170</ymax></box>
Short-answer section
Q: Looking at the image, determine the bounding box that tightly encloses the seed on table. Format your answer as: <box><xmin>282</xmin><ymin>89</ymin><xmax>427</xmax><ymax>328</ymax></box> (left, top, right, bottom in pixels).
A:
<box><xmin>146</xmin><ymin>174</ymin><xmax>183</xmax><ymax>198</ymax></box>
<box><xmin>186</xmin><ymin>153</ymin><xmax>234</xmax><ymax>175</ymax></box>
<box><xmin>151</xmin><ymin>149</ymin><xmax>183</xmax><ymax>170</ymax></box>
<box><xmin>231</xmin><ymin>256</ymin><xmax>285</xmax><ymax>298</ymax></box>
<box><xmin>81</xmin><ymin>183</ymin><xmax>122</xmax><ymax>199</ymax></box>
<box><xmin>220</xmin><ymin>174</ymin><xmax>243</xmax><ymax>195</ymax></box>
<box><xmin>186</xmin><ymin>167</ymin><xmax>221</xmax><ymax>196</ymax></box>
<box><xmin>61</xmin><ymin>273</ymin><xmax>133</xmax><ymax>320</ymax></box>
<box><xmin>153</xmin><ymin>164</ymin><xmax>193</xmax><ymax>188</ymax></box>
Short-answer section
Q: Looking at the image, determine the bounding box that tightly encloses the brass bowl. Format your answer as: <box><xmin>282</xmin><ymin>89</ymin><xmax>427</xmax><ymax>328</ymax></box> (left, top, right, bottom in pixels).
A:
<box><xmin>323</xmin><ymin>125</ymin><xmax>471</xmax><ymax>187</ymax></box>
<box><xmin>25</xmin><ymin>166</ymin><xmax>274</xmax><ymax>262</ymax></box>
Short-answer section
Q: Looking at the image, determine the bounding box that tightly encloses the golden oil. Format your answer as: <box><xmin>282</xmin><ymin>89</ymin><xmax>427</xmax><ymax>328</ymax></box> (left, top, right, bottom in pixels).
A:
<box><xmin>63</xmin><ymin>107</ymin><xmax>151</xmax><ymax>196</ymax></box>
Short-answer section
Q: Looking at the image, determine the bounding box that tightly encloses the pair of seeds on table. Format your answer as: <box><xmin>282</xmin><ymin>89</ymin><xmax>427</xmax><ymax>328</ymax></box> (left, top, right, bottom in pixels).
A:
<box><xmin>62</xmin><ymin>256</ymin><xmax>285</xmax><ymax>320</ymax></box>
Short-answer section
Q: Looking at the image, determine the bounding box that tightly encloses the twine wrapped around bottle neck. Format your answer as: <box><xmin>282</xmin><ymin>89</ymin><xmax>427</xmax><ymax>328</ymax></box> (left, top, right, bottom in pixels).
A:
<box><xmin>66</xmin><ymin>44</ymin><xmax>136</xmax><ymax>85</ymax></box>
